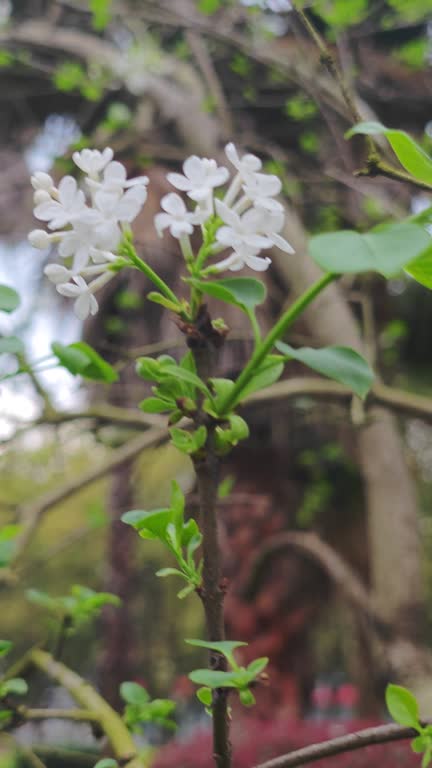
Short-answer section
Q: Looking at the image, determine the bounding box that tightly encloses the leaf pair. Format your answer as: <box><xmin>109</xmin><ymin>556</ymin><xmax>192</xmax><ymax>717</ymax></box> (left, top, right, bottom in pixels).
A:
<box><xmin>52</xmin><ymin>341</ymin><xmax>118</xmax><ymax>382</ymax></box>
<box><xmin>138</xmin><ymin>351</ymin><xmax>210</xmax><ymax>421</ymax></box>
<box><xmin>386</xmin><ymin>683</ymin><xmax>432</xmax><ymax>768</ymax></box>
<box><xmin>122</xmin><ymin>482</ymin><xmax>202</xmax><ymax>599</ymax></box>
<box><xmin>27</xmin><ymin>585</ymin><xmax>121</xmax><ymax>630</ymax></box>
<box><xmin>120</xmin><ymin>682</ymin><xmax>176</xmax><ymax>733</ymax></box>
<box><xmin>186</xmin><ymin>638</ymin><xmax>268</xmax><ymax>710</ymax></box>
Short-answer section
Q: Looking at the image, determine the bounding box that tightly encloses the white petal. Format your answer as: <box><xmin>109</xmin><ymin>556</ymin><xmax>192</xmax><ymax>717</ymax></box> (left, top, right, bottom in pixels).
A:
<box><xmin>115</xmin><ymin>187</ymin><xmax>147</xmax><ymax>221</ymax></box>
<box><xmin>31</xmin><ymin>172</ymin><xmax>54</xmax><ymax>191</ymax></box>
<box><xmin>28</xmin><ymin>229</ymin><xmax>51</xmax><ymax>249</ymax></box>
<box><xmin>215</xmin><ymin>200</ymin><xmax>241</xmax><ymax>229</ymax></box>
<box><xmin>270</xmin><ymin>233</ymin><xmax>295</xmax><ymax>254</ymax></box>
<box><xmin>183</xmin><ymin>155</ymin><xmax>204</xmax><ymax>183</ymax></box>
<box><xmin>34</xmin><ymin>201</ymin><xmax>63</xmax><ymax>222</ymax></box>
<box><xmin>244</xmin><ymin>253</ymin><xmax>272</xmax><ymax>271</ymax></box>
<box><xmin>161</xmin><ymin>192</ymin><xmax>187</xmax><ymax>216</ymax></box>
<box><xmin>216</xmin><ymin>226</ymin><xmax>238</xmax><ymax>247</ymax></box>
<box><xmin>210</xmin><ymin>167</ymin><xmax>230</xmax><ymax>186</ymax></box>
<box><xmin>167</xmin><ymin>172</ymin><xmax>192</xmax><ymax>191</ymax></box>
<box><xmin>56</xmin><ymin>282</ymin><xmax>82</xmax><ymax>297</ymax></box>
<box><xmin>213</xmin><ymin>252</ymin><xmax>244</xmax><ymax>272</ymax></box>
<box><xmin>74</xmin><ymin>292</ymin><xmax>92</xmax><ymax>320</ymax></box>
<box><xmin>44</xmin><ymin>264</ymin><xmax>72</xmax><ymax>284</ymax></box>
<box><xmin>72</xmin><ymin>246</ymin><xmax>90</xmax><ymax>273</ymax></box>
<box><xmin>104</xmin><ymin>161</ymin><xmax>127</xmax><ymax>183</ymax></box>
<box><xmin>58</xmin><ymin>176</ymin><xmax>78</xmax><ymax>206</ymax></box>
<box><xmin>243</xmin><ymin>233</ymin><xmax>273</xmax><ymax>249</ymax></box>
<box><xmin>154</xmin><ymin>212</ymin><xmax>172</xmax><ymax>236</ymax></box>
<box><xmin>225</xmin><ymin>143</ymin><xmax>239</xmax><ymax>167</ymax></box>
<box><xmin>170</xmin><ymin>220</ymin><xmax>193</xmax><ymax>238</ymax></box>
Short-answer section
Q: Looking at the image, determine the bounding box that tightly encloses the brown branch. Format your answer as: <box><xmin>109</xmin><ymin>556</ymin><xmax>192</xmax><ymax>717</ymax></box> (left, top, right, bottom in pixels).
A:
<box><xmin>185</xmin><ymin>29</ymin><xmax>234</xmax><ymax>137</ymax></box>
<box><xmin>355</xmin><ymin>158</ymin><xmax>432</xmax><ymax>193</ymax></box>
<box><xmin>253</xmin><ymin>721</ymin><xmax>428</xmax><ymax>768</ymax></box>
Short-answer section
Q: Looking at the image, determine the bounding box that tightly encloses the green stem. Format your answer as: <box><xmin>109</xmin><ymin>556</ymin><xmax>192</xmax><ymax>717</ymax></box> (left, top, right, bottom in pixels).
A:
<box><xmin>246</xmin><ymin>308</ymin><xmax>262</xmax><ymax>348</ymax></box>
<box><xmin>218</xmin><ymin>272</ymin><xmax>337</xmax><ymax>414</ymax></box>
<box><xmin>124</xmin><ymin>242</ymin><xmax>180</xmax><ymax>306</ymax></box>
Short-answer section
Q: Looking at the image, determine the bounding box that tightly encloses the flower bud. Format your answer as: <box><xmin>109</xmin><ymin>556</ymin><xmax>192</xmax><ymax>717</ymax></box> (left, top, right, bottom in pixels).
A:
<box><xmin>44</xmin><ymin>264</ymin><xmax>72</xmax><ymax>284</ymax></box>
<box><xmin>30</xmin><ymin>172</ymin><xmax>54</xmax><ymax>191</ymax></box>
<box><xmin>33</xmin><ymin>190</ymin><xmax>52</xmax><ymax>205</ymax></box>
<box><xmin>28</xmin><ymin>229</ymin><xmax>52</xmax><ymax>249</ymax></box>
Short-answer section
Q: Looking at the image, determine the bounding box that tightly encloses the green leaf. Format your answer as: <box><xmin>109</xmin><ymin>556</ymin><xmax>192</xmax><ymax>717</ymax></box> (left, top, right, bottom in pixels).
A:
<box><xmin>90</xmin><ymin>0</ymin><xmax>113</xmax><ymax>30</ymax></box>
<box><xmin>185</xmin><ymin>639</ymin><xmax>247</xmax><ymax>656</ymax></box>
<box><xmin>196</xmin><ymin>687</ymin><xmax>212</xmax><ymax>706</ymax></box>
<box><xmin>170</xmin><ymin>426</ymin><xmax>207</xmax><ymax>455</ymax></box>
<box><xmin>276</xmin><ymin>343</ymin><xmax>374</xmax><ymax>399</ymax></box>
<box><xmin>412</xmin><ymin>735</ymin><xmax>430</xmax><ymax>753</ymax></box>
<box><xmin>385</xmin><ymin>683</ymin><xmax>420</xmax><ymax>729</ymax></box>
<box><xmin>177</xmin><ymin>583</ymin><xmax>196</xmax><ymax>599</ymax></box>
<box><xmin>120</xmin><ymin>682</ymin><xmax>150</xmax><ymax>706</ymax></box>
<box><xmin>139</xmin><ymin>397</ymin><xmax>175</xmax><ymax>413</ymax></box>
<box><xmin>94</xmin><ymin>759</ymin><xmax>119</xmax><ymax>768</ymax></box>
<box><xmin>156</xmin><ymin>567</ymin><xmax>185</xmax><ymax>579</ymax></box>
<box><xmin>239</xmin><ymin>688</ymin><xmax>256</xmax><ymax>707</ymax></box>
<box><xmin>246</xmin><ymin>657</ymin><xmax>269</xmax><ymax>678</ymax></box>
<box><xmin>121</xmin><ymin>508</ymin><xmax>172</xmax><ymax>540</ymax></box>
<box><xmin>405</xmin><ymin>241</ymin><xmax>432</xmax><ymax>290</ymax></box>
<box><xmin>148</xmin><ymin>292</ymin><xmax>182</xmax><ymax>312</ymax></box>
<box><xmin>0</xmin><ymin>285</ymin><xmax>20</xmax><ymax>313</ymax></box>
<box><xmin>52</xmin><ymin>342</ymin><xmax>118</xmax><ymax>382</ymax></box>
<box><xmin>0</xmin><ymin>525</ymin><xmax>20</xmax><ymax>568</ymax></box>
<box><xmin>189</xmin><ymin>669</ymin><xmax>239</xmax><ymax>689</ymax></box>
<box><xmin>197</xmin><ymin>0</ymin><xmax>221</xmax><ymax>13</ymax></box>
<box><xmin>162</xmin><ymin>365</ymin><xmax>212</xmax><ymax>397</ymax></box>
<box><xmin>309</xmin><ymin>222</ymin><xmax>431</xmax><ymax>277</ymax></box>
<box><xmin>0</xmin><ymin>640</ymin><xmax>12</xmax><ymax>658</ymax></box>
<box><xmin>0</xmin><ymin>337</ymin><xmax>24</xmax><ymax>355</ymax></box>
<box><xmin>190</xmin><ymin>277</ymin><xmax>266</xmax><ymax>312</ymax></box>
<box><xmin>239</xmin><ymin>357</ymin><xmax>285</xmax><ymax>403</ymax></box>
<box><xmin>346</xmin><ymin>122</ymin><xmax>432</xmax><ymax>184</ymax></box>
<box><xmin>1</xmin><ymin>678</ymin><xmax>28</xmax><ymax>697</ymax></box>
<box><xmin>423</xmin><ymin>747</ymin><xmax>432</xmax><ymax>768</ymax></box>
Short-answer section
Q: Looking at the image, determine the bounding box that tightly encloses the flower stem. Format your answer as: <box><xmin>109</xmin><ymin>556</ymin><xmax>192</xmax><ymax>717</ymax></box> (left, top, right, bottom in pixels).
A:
<box><xmin>218</xmin><ymin>272</ymin><xmax>337</xmax><ymax>414</ymax></box>
<box><xmin>123</xmin><ymin>241</ymin><xmax>180</xmax><ymax>306</ymax></box>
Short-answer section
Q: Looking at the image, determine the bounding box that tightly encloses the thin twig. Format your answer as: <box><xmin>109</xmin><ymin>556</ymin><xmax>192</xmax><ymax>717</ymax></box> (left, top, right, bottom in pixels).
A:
<box><xmin>253</xmin><ymin>721</ymin><xmax>430</xmax><ymax>768</ymax></box>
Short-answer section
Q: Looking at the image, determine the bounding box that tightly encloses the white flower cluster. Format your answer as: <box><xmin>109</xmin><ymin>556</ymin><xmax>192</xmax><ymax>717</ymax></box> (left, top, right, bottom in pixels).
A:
<box><xmin>29</xmin><ymin>148</ymin><xmax>148</xmax><ymax>319</ymax></box>
<box><xmin>29</xmin><ymin>143</ymin><xmax>294</xmax><ymax>318</ymax></box>
<box><xmin>155</xmin><ymin>142</ymin><xmax>294</xmax><ymax>272</ymax></box>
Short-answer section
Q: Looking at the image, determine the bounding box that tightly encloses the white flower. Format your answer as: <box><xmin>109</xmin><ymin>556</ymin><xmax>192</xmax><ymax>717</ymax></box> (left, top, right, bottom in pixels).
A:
<box><xmin>167</xmin><ymin>156</ymin><xmax>229</xmax><ymax>202</ymax></box>
<box><xmin>72</xmin><ymin>148</ymin><xmax>114</xmax><ymax>177</ymax></box>
<box><xmin>94</xmin><ymin>186</ymin><xmax>148</xmax><ymax>223</ymax></box>
<box><xmin>260</xmin><ymin>211</ymin><xmax>295</xmax><ymax>253</ymax></box>
<box><xmin>87</xmin><ymin>161</ymin><xmax>149</xmax><ymax>195</ymax></box>
<box><xmin>225</xmin><ymin>143</ymin><xmax>262</xmax><ymax>176</ymax></box>
<box><xmin>214</xmin><ymin>246</ymin><xmax>271</xmax><ymax>273</ymax></box>
<box><xmin>215</xmin><ymin>200</ymin><xmax>273</xmax><ymax>252</ymax></box>
<box><xmin>44</xmin><ymin>264</ymin><xmax>73</xmax><ymax>284</ymax></box>
<box><xmin>242</xmin><ymin>172</ymin><xmax>283</xmax><ymax>212</ymax></box>
<box><xmin>155</xmin><ymin>193</ymin><xmax>205</xmax><ymax>239</ymax></box>
<box><xmin>241</xmin><ymin>0</ymin><xmax>291</xmax><ymax>10</ymax></box>
<box><xmin>56</xmin><ymin>272</ymin><xmax>113</xmax><ymax>320</ymax></box>
<box><xmin>34</xmin><ymin>176</ymin><xmax>86</xmax><ymax>229</ymax></box>
<box><xmin>28</xmin><ymin>229</ymin><xmax>55</xmax><ymax>249</ymax></box>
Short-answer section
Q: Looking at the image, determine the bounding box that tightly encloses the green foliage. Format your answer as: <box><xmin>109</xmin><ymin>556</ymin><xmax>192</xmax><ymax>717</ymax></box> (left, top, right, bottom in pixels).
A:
<box><xmin>122</xmin><ymin>482</ymin><xmax>202</xmax><ymax>598</ymax></box>
<box><xmin>197</xmin><ymin>0</ymin><xmax>222</xmax><ymax>14</ymax></box>
<box><xmin>170</xmin><ymin>425</ymin><xmax>208</xmax><ymax>456</ymax></box>
<box><xmin>0</xmin><ymin>526</ymin><xmax>20</xmax><ymax>569</ymax></box>
<box><xmin>94</xmin><ymin>760</ymin><xmax>119</xmax><ymax>768</ymax></box>
<box><xmin>137</xmin><ymin>352</ymin><xmax>214</xmax><ymax>422</ymax></box>
<box><xmin>394</xmin><ymin>38</ymin><xmax>429</xmax><ymax>70</ymax></box>
<box><xmin>299</xmin><ymin>131</ymin><xmax>319</xmax><ymax>155</ymax></box>
<box><xmin>284</xmin><ymin>95</ymin><xmax>317</xmax><ymax>121</ymax></box>
<box><xmin>100</xmin><ymin>102</ymin><xmax>132</xmax><ymax>133</ymax></box>
<box><xmin>120</xmin><ymin>681</ymin><xmax>176</xmax><ymax>732</ymax></box>
<box><xmin>0</xmin><ymin>678</ymin><xmax>28</xmax><ymax>698</ymax></box>
<box><xmin>0</xmin><ymin>285</ymin><xmax>20</xmax><ymax>313</ymax></box>
<box><xmin>309</xmin><ymin>222</ymin><xmax>431</xmax><ymax>278</ymax></box>
<box><xmin>230</xmin><ymin>53</ymin><xmax>252</xmax><ymax>78</ymax></box>
<box><xmin>189</xmin><ymin>277</ymin><xmax>266</xmax><ymax>313</ymax></box>
<box><xmin>51</xmin><ymin>341</ymin><xmax>118</xmax><ymax>382</ymax></box>
<box><xmin>276</xmin><ymin>343</ymin><xmax>374</xmax><ymax>399</ymax></box>
<box><xmin>89</xmin><ymin>0</ymin><xmax>113</xmax><ymax>30</ymax></box>
<box><xmin>346</xmin><ymin>122</ymin><xmax>432</xmax><ymax>185</ymax></box>
<box><xmin>0</xmin><ymin>641</ymin><xmax>12</xmax><ymax>658</ymax></box>
<box><xmin>405</xmin><ymin>241</ymin><xmax>432</xmax><ymax>290</ymax></box>
<box><xmin>314</xmin><ymin>0</ymin><xmax>368</xmax><ymax>30</ymax></box>
<box><xmin>0</xmin><ymin>50</ymin><xmax>13</xmax><ymax>68</ymax></box>
<box><xmin>186</xmin><ymin>638</ymin><xmax>268</xmax><ymax>709</ymax></box>
<box><xmin>53</xmin><ymin>60</ymin><xmax>106</xmax><ymax>101</ymax></box>
<box><xmin>386</xmin><ymin>684</ymin><xmax>432</xmax><ymax>767</ymax></box>
<box><xmin>26</xmin><ymin>585</ymin><xmax>121</xmax><ymax>631</ymax></box>
<box><xmin>386</xmin><ymin>0</ymin><xmax>431</xmax><ymax>23</ymax></box>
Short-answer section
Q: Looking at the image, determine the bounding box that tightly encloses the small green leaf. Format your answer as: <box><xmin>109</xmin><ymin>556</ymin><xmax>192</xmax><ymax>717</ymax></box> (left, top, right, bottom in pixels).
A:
<box><xmin>139</xmin><ymin>397</ymin><xmax>175</xmax><ymax>413</ymax></box>
<box><xmin>385</xmin><ymin>683</ymin><xmax>420</xmax><ymax>729</ymax></box>
<box><xmin>197</xmin><ymin>0</ymin><xmax>221</xmax><ymax>14</ymax></box>
<box><xmin>412</xmin><ymin>735</ymin><xmax>430</xmax><ymax>753</ymax></box>
<box><xmin>190</xmin><ymin>277</ymin><xmax>266</xmax><ymax>313</ymax></box>
<box><xmin>189</xmin><ymin>669</ymin><xmax>238</xmax><ymax>689</ymax></box>
<box><xmin>94</xmin><ymin>759</ymin><xmax>119</xmax><ymax>768</ymax></box>
<box><xmin>1</xmin><ymin>678</ymin><xmax>28</xmax><ymax>697</ymax></box>
<box><xmin>148</xmin><ymin>292</ymin><xmax>182</xmax><ymax>312</ymax></box>
<box><xmin>177</xmin><ymin>583</ymin><xmax>196</xmax><ymax>599</ymax></box>
<box><xmin>276</xmin><ymin>343</ymin><xmax>374</xmax><ymax>399</ymax></box>
<box><xmin>121</xmin><ymin>508</ymin><xmax>172</xmax><ymax>540</ymax></box>
<box><xmin>0</xmin><ymin>337</ymin><xmax>24</xmax><ymax>355</ymax></box>
<box><xmin>405</xmin><ymin>241</ymin><xmax>432</xmax><ymax>290</ymax></box>
<box><xmin>239</xmin><ymin>688</ymin><xmax>256</xmax><ymax>707</ymax></box>
<box><xmin>0</xmin><ymin>640</ymin><xmax>12</xmax><ymax>658</ymax></box>
<box><xmin>52</xmin><ymin>342</ymin><xmax>118</xmax><ymax>382</ymax></box>
<box><xmin>246</xmin><ymin>657</ymin><xmax>269</xmax><ymax>678</ymax></box>
<box><xmin>120</xmin><ymin>682</ymin><xmax>150</xmax><ymax>706</ymax></box>
<box><xmin>239</xmin><ymin>357</ymin><xmax>285</xmax><ymax>403</ymax></box>
<box><xmin>346</xmin><ymin>122</ymin><xmax>432</xmax><ymax>184</ymax></box>
<box><xmin>197</xmin><ymin>687</ymin><xmax>212</xmax><ymax>706</ymax></box>
<box><xmin>90</xmin><ymin>0</ymin><xmax>113</xmax><ymax>30</ymax></box>
<box><xmin>185</xmin><ymin>639</ymin><xmax>247</xmax><ymax>656</ymax></box>
<box><xmin>156</xmin><ymin>567</ymin><xmax>185</xmax><ymax>579</ymax></box>
<box><xmin>309</xmin><ymin>222</ymin><xmax>431</xmax><ymax>277</ymax></box>
<box><xmin>0</xmin><ymin>285</ymin><xmax>20</xmax><ymax>313</ymax></box>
